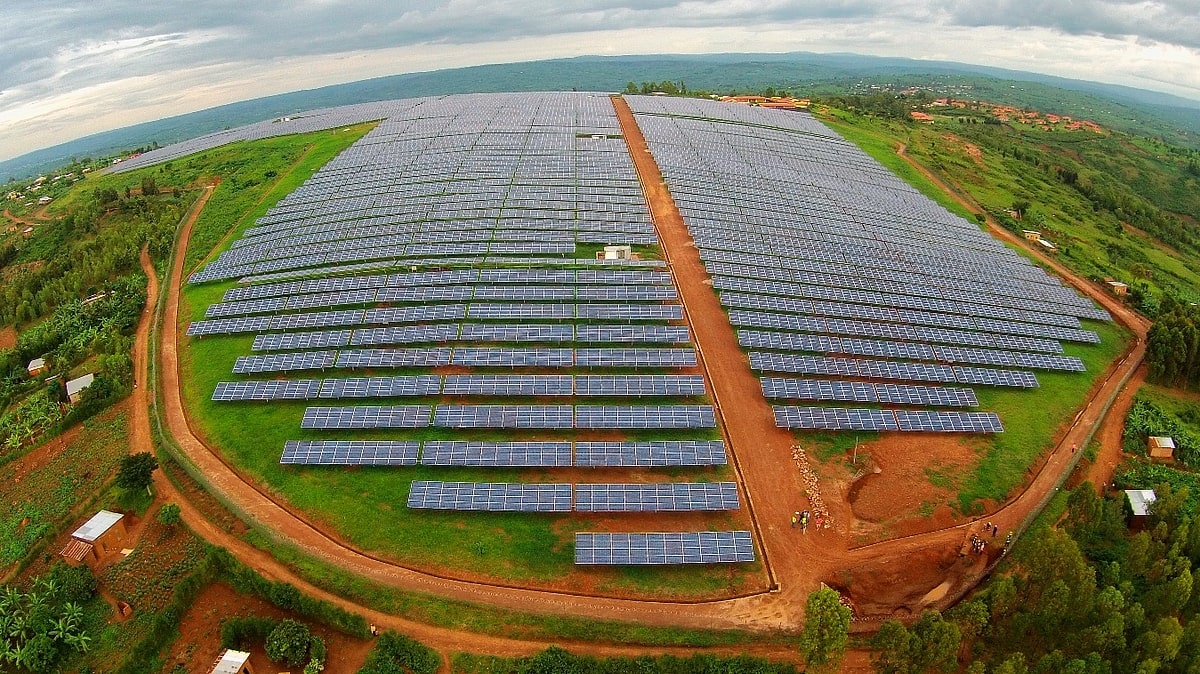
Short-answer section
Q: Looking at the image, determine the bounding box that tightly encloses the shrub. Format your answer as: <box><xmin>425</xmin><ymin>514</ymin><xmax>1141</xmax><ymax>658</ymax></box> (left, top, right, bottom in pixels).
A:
<box><xmin>220</xmin><ymin>616</ymin><xmax>278</xmax><ymax>650</ymax></box>
<box><xmin>266</xmin><ymin>619</ymin><xmax>312</xmax><ymax>667</ymax></box>
<box><xmin>156</xmin><ymin>503</ymin><xmax>182</xmax><ymax>527</ymax></box>
<box><xmin>358</xmin><ymin>631</ymin><xmax>440</xmax><ymax>674</ymax></box>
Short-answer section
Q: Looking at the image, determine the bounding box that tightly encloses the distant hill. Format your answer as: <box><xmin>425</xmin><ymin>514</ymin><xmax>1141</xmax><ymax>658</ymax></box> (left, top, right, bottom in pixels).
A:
<box><xmin>3</xmin><ymin>52</ymin><xmax>1199</xmax><ymax>183</ymax></box>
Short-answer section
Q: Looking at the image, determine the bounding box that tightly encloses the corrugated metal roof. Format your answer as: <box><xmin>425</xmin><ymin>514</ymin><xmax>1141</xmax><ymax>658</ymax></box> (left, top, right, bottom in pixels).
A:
<box><xmin>72</xmin><ymin>510</ymin><xmax>122</xmax><ymax>542</ymax></box>
<box><xmin>211</xmin><ymin>649</ymin><xmax>251</xmax><ymax>674</ymax></box>
<box><xmin>1126</xmin><ymin>489</ymin><xmax>1157</xmax><ymax>517</ymax></box>
<box><xmin>65</xmin><ymin>373</ymin><xmax>94</xmax><ymax>397</ymax></box>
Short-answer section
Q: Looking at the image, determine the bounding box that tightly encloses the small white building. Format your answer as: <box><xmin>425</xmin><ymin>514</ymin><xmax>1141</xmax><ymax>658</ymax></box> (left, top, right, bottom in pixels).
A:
<box><xmin>27</xmin><ymin>357</ymin><xmax>46</xmax><ymax>377</ymax></box>
<box><xmin>65</xmin><ymin>373</ymin><xmax>95</xmax><ymax>404</ymax></box>
<box><xmin>1126</xmin><ymin>489</ymin><xmax>1158</xmax><ymax>530</ymax></box>
<box><xmin>37</xmin><ymin>196</ymin><xmax>52</xmax><ymax>205</ymax></box>
<box><xmin>1107</xmin><ymin>281</ymin><xmax>1129</xmax><ymax>296</ymax></box>
<box><xmin>1022</xmin><ymin>230</ymin><xmax>1041</xmax><ymax>242</ymax></box>
<box><xmin>211</xmin><ymin>649</ymin><xmax>254</xmax><ymax>674</ymax></box>
<box><xmin>1148</xmin><ymin>436</ymin><xmax>1176</xmax><ymax>460</ymax></box>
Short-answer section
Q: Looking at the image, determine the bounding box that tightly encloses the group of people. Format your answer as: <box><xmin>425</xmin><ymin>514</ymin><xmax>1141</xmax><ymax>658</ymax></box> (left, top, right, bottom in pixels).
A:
<box><xmin>969</xmin><ymin>534</ymin><xmax>988</xmax><ymax>556</ymax></box>
<box><xmin>969</xmin><ymin>521</ymin><xmax>1006</xmax><ymax>556</ymax></box>
<box><xmin>791</xmin><ymin>510</ymin><xmax>824</xmax><ymax>532</ymax></box>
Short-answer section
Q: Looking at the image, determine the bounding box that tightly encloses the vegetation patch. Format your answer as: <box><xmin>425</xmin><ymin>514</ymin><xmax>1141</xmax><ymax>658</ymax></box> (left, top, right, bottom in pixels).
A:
<box><xmin>0</xmin><ymin>408</ymin><xmax>128</xmax><ymax>571</ymax></box>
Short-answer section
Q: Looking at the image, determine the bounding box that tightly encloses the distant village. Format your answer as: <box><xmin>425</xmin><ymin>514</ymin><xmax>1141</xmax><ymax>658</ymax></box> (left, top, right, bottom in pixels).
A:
<box><xmin>908</xmin><ymin>96</ymin><xmax>1105</xmax><ymax>134</ymax></box>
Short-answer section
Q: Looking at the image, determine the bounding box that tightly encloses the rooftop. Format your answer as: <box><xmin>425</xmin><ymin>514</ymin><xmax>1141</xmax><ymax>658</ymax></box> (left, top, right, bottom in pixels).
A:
<box><xmin>1126</xmin><ymin>489</ymin><xmax>1157</xmax><ymax>517</ymax></box>
<box><xmin>72</xmin><ymin>510</ymin><xmax>123</xmax><ymax>542</ymax></box>
<box><xmin>211</xmin><ymin>649</ymin><xmax>251</xmax><ymax>674</ymax></box>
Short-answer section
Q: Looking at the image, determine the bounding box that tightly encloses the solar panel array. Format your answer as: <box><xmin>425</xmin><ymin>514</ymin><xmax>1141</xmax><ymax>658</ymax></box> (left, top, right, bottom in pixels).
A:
<box><xmin>187</xmin><ymin>94</ymin><xmax>747</xmax><ymax>565</ymax></box>
<box><xmin>627</xmin><ymin>95</ymin><xmax>1109</xmax><ymax>435</ymax></box>
<box><xmin>575</xmin><ymin>531</ymin><xmax>755</xmax><ymax>565</ymax></box>
<box><xmin>404</xmin><ymin>481</ymin><xmax>738</xmax><ymax>513</ymax></box>
<box><xmin>279</xmin><ymin>439</ymin><xmax>728</xmax><ymax>467</ymax></box>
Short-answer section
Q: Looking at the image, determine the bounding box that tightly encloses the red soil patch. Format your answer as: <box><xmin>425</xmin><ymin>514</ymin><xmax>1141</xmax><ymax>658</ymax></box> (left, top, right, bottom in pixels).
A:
<box><xmin>0</xmin><ymin>326</ymin><xmax>15</xmax><ymax>350</ymax></box>
<box><xmin>846</xmin><ymin>434</ymin><xmax>978</xmax><ymax>537</ymax></box>
<box><xmin>163</xmin><ymin>582</ymin><xmax>373</xmax><ymax>674</ymax></box>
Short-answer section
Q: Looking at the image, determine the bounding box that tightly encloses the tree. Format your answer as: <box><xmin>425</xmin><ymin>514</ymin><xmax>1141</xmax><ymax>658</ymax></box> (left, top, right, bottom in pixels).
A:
<box><xmin>115</xmin><ymin>452</ymin><xmax>158</xmax><ymax>493</ymax></box>
<box><xmin>265</xmin><ymin>619</ymin><xmax>312</xmax><ymax>667</ymax></box>
<box><xmin>799</xmin><ymin>586</ymin><xmax>852</xmax><ymax>671</ymax></box>
<box><xmin>909</xmin><ymin>611</ymin><xmax>962</xmax><ymax>673</ymax></box>
<box><xmin>156</xmin><ymin>503</ymin><xmax>181</xmax><ymax>527</ymax></box>
<box><xmin>869</xmin><ymin>619</ymin><xmax>912</xmax><ymax>673</ymax></box>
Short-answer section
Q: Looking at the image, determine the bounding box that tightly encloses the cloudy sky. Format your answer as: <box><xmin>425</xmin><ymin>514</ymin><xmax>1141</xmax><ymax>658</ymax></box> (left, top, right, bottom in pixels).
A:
<box><xmin>2</xmin><ymin>1</ymin><xmax>1199</xmax><ymax>162</ymax></box>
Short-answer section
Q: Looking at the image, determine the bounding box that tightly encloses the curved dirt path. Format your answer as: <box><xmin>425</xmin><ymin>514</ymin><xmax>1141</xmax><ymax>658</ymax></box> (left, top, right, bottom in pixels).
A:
<box><xmin>145</xmin><ymin>113</ymin><xmax>1152</xmax><ymax>650</ymax></box>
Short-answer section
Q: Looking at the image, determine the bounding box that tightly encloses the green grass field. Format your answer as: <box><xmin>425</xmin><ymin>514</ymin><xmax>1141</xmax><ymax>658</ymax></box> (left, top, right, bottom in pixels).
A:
<box><xmin>169</xmin><ymin>127</ymin><xmax>758</xmax><ymax>597</ymax></box>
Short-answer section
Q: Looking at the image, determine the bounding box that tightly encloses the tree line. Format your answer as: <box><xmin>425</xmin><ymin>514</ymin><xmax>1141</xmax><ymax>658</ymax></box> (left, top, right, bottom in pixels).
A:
<box><xmin>1147</xmin><ymin>296</ymin><xmax>1200</xmax><ymax>390</ymax></box>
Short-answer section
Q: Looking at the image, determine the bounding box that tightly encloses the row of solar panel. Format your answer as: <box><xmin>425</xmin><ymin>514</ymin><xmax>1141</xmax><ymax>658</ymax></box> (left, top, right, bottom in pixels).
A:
<box><xmin>281</xmin><ymin>439</ymin><xmax>728</xmax><ymax>467</ymax></box>
<box><xmin>738</xmin><ymin>330</ymin><xmax>1085</xmax><ymax>372</ymax></box>
<box><xmin>406</xmin><ymin>480</ymin><xmax>739</xmax><ymax>512</ymax></box>
<box><xmin>213</xmin><ymin>374</ymin><xmax>707</xmax><ymax>400</ymax></box>
<box><xmin>206</xmin><ymin>285</ymin><xmax>680</xmax><ymax>318</ymax></box>
<box><xmin>773</xmin><ymin>406</ymin><xmax>1004</xmax><ymax>433</ymax></box>
<box><xmin>194</xmin><ymin>241</ymin><xmax>583</xmax><ymax>282</ymax></box>
<box><xmin>730</xmin><ymin>310</ymin><xmax>1063</xmax><ymax>354</ymax></box>
<box><xmin>253</xmin><ymin>324</ymin><xmax>691</xmax><ymax>351</ymax></box>
<box><xmin>299</xmin><ymin>404</ymin><xmax>717</xmax><ymax>429</ymax></box>
<box><xmin>760</xmin><ymin>378</ymin><xmax>979</xmax><ymax>407</ymax></box>
<box><xmin>703</xmin><ymin>252</ymin><xmax>1109</xmax><ymax>323</ymax></box>
<box><xmin>749</xmin><ymin>352</ymin><xmax>1039</xmax><ymax>388</ymax></box>
<box><xmin>231</xmin><ymin>347</ymin><xmax>698</xmax><ymax>373</ymax></box>
<box><xmin>719</xmin><ymin>291</ymin><xmax>1097</xmax><ymax>344</ymax></box>
<box><xmin>189</xmin><ymin>303</ymin><xmax>685</xmax><ymax>336</ymax></box>
<box><xmin>574</xmin><ymin>531</ymin><xmax>755</xmax><ymax>565</ymax></box>
<box><xmin>712</xmin><ymin>274</ymin><xmax>1083</xmax><ymax>329</ymax></box>
<box><xmin>220</xmin><ymin>257</ymin><xmax>670</xmax><ymax>287</ymax></box>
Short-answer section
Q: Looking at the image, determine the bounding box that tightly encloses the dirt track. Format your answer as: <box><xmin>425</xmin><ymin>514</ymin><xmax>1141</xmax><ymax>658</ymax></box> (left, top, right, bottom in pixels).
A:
<box><xmin>134</xmin><ymin>108</ymin><xmax>1153</xmax><ymax>656</ymax></box>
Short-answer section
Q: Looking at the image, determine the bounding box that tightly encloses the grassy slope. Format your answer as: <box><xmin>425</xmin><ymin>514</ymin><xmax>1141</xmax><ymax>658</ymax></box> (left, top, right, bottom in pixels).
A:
<box><xmin>174</xmin><ymin>130</ymin><xmax>752</xmax><ymax>597</ymax></box>
<box><xmin>820</xmin><ymin>111</ymin><xmax>1134</xmax><ymax>511</ymax></box>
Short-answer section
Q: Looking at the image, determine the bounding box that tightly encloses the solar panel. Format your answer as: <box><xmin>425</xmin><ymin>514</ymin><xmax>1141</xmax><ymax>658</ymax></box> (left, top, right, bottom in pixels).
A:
<box><xmin>252</xmin><ymin>330</ymin><xmax>352</xmax><ymax>351</ymax></box>
<box><xmin>233</xmin><ymin>351</ymin><xmax>337</xmax><ymax>374</ymax></box>
<box><xmin>420</xmin><ymin>441</ymin><xmax>572</xmax><ymax>466</ymax></box>
<box><xmin>574</xmin><ymin>483</ymin><xmax>740</xmax><ymax>512</ymax></box>
<box><xmin>574</xmin><ymin>405</ymin><xmax>716</xmax><ymax>429</ymax></box>
<box><xmin>772</xmin><ymin>406</ymin><xmax>900</xmax><ymax>431</ymax></box>
<box><xmin>574</xmin><ymin>531</ymin><xmax>755</xmax><ymax>565</ymax></box>
<box><xmin>335</xmin><ymin>348</ymin><xmax>452</xmax><ymax>368</ymax></box>
<box><xmin>318</xmin><ymin>376</ymin><xmax>442</xmax><ymax>398</ymax></box>
<box><xmin>432</xmin><ymin>405</ymin><xmax>574</xmax><ymax>428</ymax></box>
<box><xmin>300</xmin><ymin>405</ymin><xmax>432</xmax><ymax>429</ymax></box>
<box><xmin>893</xmin><ymin>410</ymin><xmax>1005</xmax><ymax>433</ymax></box>
<box><xmin>280</xmin><ymin>440</ymin><xmax>419</xmax><ymax>465</ymax></box>
<box><xmin>450</xmin><ymin>348</ymin><xmax>574</xmax><ymax>367</ymax></box>
<box><xmin>759</xmin><ymin>377</ymin><xmax>875</xmax><ymax>403</ymax></box>
<box><xmin>576</xmin><ymin>325</ymin><xmax>690</xmax><ymax>343</ymax></box>
<box><xmin>442</xmin><ymin>375</ymin><xmax>573</xmax><ymax>396</ymax></box>
<box><xmin>212</xmin><ymin>380</ymin><xmax>320</xmax><ymax>401</ymax></box>
<box><xmin>575</xmin><ymin>375</ymin><xmax>706</xmax><ymax>396</ymax></box>
<box><xmin>574</xmin><ymin>348</ymin><xmax>696</xmax><ymax>368</ymax></box>
<box><xmin>407</xmin><ymin>481</ymin><xmax>572</xmax><ymax>511</ymax></box>
<box><xmin>573</xmin><ymin>441</ymin><xmax>727</xmax><ymax>467</ymax></box>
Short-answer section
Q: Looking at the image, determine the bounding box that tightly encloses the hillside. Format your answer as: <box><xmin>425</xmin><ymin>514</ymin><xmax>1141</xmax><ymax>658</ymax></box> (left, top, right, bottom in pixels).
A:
<box><xmin>3</xmin><ymin>52</ymin><xmax>1199</xmax><ymax>182</ymax></box>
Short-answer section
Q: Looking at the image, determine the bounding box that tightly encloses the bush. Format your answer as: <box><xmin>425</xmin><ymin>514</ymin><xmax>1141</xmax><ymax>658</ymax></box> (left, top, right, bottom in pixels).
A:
<box><xmin>48</xmin><ymin>560</ymin><xmax>97</xmax><ymax>604</ymax></box>
<box><xmin>358</xmin><ymin>631</ymin><xmax>440</xmax><ymax>674</ymax></box>
<box><xmin>220</xmin><ymin>616</ymin><xmax>278</xmax><ymax>650</ymax></box>
<box><xmin>266</xmin><ymin>619</ymin><xmax>312</xmax><ymax>667</ymax></box>
<box><xmin>156</xmin><ymin>503</ymin><xmax>182</xmax><ymax>527</ymax></box>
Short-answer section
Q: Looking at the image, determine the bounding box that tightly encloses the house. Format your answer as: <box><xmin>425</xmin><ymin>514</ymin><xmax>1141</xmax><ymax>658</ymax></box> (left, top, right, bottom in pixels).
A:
<box><xmin>65</xmin><ymin>373</ymin><xmax>95</xmax><ymax>404</ymax></box>
<box><xmin>27</xmin><ymin>357</ymin><xmax>46</xmax><ymax>377</ymax></box>
<box><xmin>1037</xmin><ymin>238</ymin><xmax>1058</xmax><ymax>254</ymax></box>
<box><xmin>60</xmin><ymin>510</ymin><xmax>126</xmax><ymax>565</ymax></box>
<box><xmin>909</xmin><ymin>111</ymin><xmax>934</xmax><ymax>123</ymax></box>
<box><xmin>1107</xmin><ymin>281</ymin><xmax>1129</xmax><ymax>296</ymax></box>
<box><xmin>1125</xmin><ymin>489</ymin><xmax>1157</xmax><ymax>531</ymax></box>
<box><xmin>1148</xmin><ymin>436</ymin><xmax>1176</xmax><ymax>460</ymax></box>
<box><xmin>211</xmin><ymin>650</ymin><xmax>254</xmax><ymax>674</ymax></box>
<box><xmin>1022</xmin><ymin>230</ymin><xmax>1041</xmax><ymax>242</ymax></box>
<box><xmin>37</xmin><ymin>196</ymin><xmax>52</xmax><ymax>205</ymax></box>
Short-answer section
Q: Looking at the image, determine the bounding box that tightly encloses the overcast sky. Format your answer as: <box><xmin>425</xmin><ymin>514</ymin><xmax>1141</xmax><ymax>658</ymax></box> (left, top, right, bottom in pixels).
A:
<box><xmin>2</xmin><ymin>1</ymin><xmax>1199</xmax><ymax>163</ymax></box>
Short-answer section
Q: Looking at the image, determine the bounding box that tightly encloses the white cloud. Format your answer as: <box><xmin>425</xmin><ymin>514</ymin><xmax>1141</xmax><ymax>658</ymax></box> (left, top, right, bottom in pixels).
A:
<box><xmin>1</xmin><ymin>2</ymin><xmax>1198</xmax><ymax>162</ymax></box>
